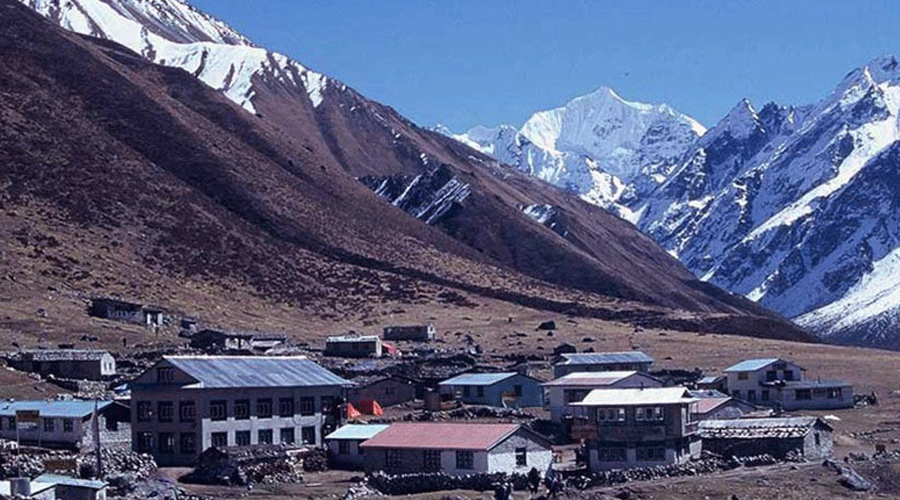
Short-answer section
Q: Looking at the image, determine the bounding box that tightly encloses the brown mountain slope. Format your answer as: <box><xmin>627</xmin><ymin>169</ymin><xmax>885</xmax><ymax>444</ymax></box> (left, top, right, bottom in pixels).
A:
<box><xmin>0</xmin><ymin>0</ymin><xmax>809</xmax><ymax>342</ymax></box>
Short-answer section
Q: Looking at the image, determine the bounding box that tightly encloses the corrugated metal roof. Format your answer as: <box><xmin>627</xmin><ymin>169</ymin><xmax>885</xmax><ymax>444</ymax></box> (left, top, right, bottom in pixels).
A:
<box><xmin>165</xmin><ymin>356</ymin><xmax>351</xmax><ymax>388</ymax></box>
<box><xmin>699</xmin><ymin>417</ymin><xmax>828</xmax><ymax>439</ymax></box>
<box><xmin>325</xmin><ymin>424</ymin><xmax>390</xmax><ymax>441</ymax></box>
<box><xmin>723</xmin><ymin>358</ymin><xmax>782</xmax><ymax>372</ymax></box>
<box><xmin>21</xmin><ymin>349</ymin><xmax>110</xmax><ymax>361</ymax></box>
<box><xmin>697</xmin><ymin>375</ymin><xmax>725</xmax><ymax>384</ymax></box>
<box><xmin>557</xmin><ymin>351</ymin><xmax>653</xmax><ymax>365</ymax></box>
<box><xmin>542</xmin><ymin>371</ymin><xmax>638</xmax><ymax>387</ymax></box>
<box><xmin>0</xmin><ymin>400</ymin><xmax>113</xmax><ymax>418</ymax></box>
<box><xmin>574</xmin><ymin>387</ymin><xmax>696</xmax><ymax>406</ymax></box>
<box><xmin>360</xmin><ymin>423</ymin><xmax>521</xmax><ymax>451</ymax></box>
<box><xmin>781</xmin><ymin>380</ymin><xmax>852</xmax><ymax>389</ymax></box>
<box><xmin>438</xmin><ymin>372</ymin><xmax>517</xmax><ymax>386</ymax></box>
<box><xmin>326</xmin><ymin>335</ymin><xmax>380</xmax><ymax>343</ymax></box>
<box><xmin>694</xmin><ymin>397</ymin><xmax>732</xmax><ymax>414</ymax></box>
<box><xmin>34</xmin><ymin>473</ymin><xmax>106</xmax><ymax>489</ymax></box>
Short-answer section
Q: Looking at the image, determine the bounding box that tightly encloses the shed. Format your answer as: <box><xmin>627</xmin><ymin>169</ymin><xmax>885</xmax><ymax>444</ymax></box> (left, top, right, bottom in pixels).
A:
<box><xmin>439</xmin><ymin>372</ymin><xmax>543</xmax><ymax>407</ymax></box>
<box><xmin>34</xmin><ymin>473</ymin><xmax>107</xmax><ymax>500</ymax></box>
<box><xmin>699</xmin><ymin>416</ymin><xmax>833</xmax><ymax>460</ymax></box>
<box><xmin>382</xmin><ymin>324</ymin><xmax>435</xmax><ymax>342</ymax></box>
<box><xmin>325</xmin><ymin>424</ymin><xmax>389</xmax><ymax>469</ymax></box>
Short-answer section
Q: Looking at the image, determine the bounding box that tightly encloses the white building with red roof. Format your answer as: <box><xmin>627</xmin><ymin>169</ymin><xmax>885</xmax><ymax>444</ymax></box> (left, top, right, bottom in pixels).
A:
<box><xmin>359</xmin><ymin>422</ymin><xmax>552</xmax><ymax>476</ymax></box>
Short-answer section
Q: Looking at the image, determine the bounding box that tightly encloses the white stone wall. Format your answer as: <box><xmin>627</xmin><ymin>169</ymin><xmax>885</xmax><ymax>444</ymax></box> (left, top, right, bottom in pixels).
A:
<box><xmin>486</xmin><ymin>432</ymin><xmax>552</xmax><ymax>475</ymax></box>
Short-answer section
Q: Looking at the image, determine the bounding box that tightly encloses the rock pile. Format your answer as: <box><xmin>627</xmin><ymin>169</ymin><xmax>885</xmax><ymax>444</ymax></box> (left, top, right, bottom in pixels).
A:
<box><xmin>181</xmin><ymin>444</ymin><xmax>309</xmax><ymax>486</ymax></box>
<box><xmin>366</xmin><ymin>470</ymin><xmax>530</xmax><ymax>495</ymax></box>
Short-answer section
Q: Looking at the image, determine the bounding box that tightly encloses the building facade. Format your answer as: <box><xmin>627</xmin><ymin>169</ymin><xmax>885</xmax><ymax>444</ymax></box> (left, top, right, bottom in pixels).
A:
<box><xmin>723</xmin><ymin>358</ymin><xmax>854</xmax><ymax>410</ymax></box>
<box><xmin>325</xmin><ymin>424</ymin><xmax>389</xmax><ymax>469</ymax></box>
<box><xmin>7</xmin><ymin>350</ymin><xmax>116</xmax><ymax>381</ymax></box>
<box><xmin>699</xmin><ymin>417</ymin><xmax>834</xmax><ymax>460</ymax></box>
<box><xmin>439</xmin><ymin>372</ymin><xmax>544</xmax><ymax>408</ymax></box>
<box><xmin>574</xmin><ymin>387</ymin><xmax>701</xmax><ymax>471</ymax></box>
<box><xmin>382</xmin><ymin>324</ymin><xmax>435</xmax><ymax>342</ymax></box>
<box><xmin>324</xmin><ymin>336</ymin><xmax>382</xmax><ymax>358</ymax></box>
<box><xmin>0</xmin><ymin>400</ymin><xmax>130</xmax><ymax>451</ymax></box>
<box><xmin>349</xmin><ymin>376</ymin><xmax>417</xmax><ymax>408</ymax></box>
<box><xmin>129</xmin><ymin>356</ymin><xmax>350</xmax><ymax>466</ymax></box>
<box><xmin>360</xmin><ymin>423</ymin><xmax>552</xmax><ymax>476</ymax></box>
<box><xmin>542</xmin><ymin>371</ymin><xmax>663</xmax><ymax>423</ymax></box>
<box><xmin>553</xmin><ymin>352</ymin><xmax>654</xmax><ymax>378</ymax></box>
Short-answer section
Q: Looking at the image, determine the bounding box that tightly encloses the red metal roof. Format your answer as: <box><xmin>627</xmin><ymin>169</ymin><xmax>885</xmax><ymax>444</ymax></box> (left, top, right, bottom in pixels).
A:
<box><xmin>359</xmin><ymin>423</ymin><xmax>520</xmax><ymax>451</ymax></box>
<box><xmin>695</xmin><ymin>397</ymin><xmax>731</xmax><ymax>415</ymax></box>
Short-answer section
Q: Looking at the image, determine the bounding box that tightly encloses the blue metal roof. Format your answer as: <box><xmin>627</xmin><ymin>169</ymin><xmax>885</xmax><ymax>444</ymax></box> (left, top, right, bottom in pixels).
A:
<box><xmin>325</xmin><ymin>424</ymin><xmax>390</xmax><ymax>441</ymax></box>
<box><xmin>0</xmin><ymin>400</ymin><xmax>113</xmax><ymax>418</ymax></box>
<box><xmin>34</xmin><ymin>473</ymin><xmax>106</xmax><ymax>489</ymax></box>
<box><xmin>438</xmin><ymin>372</ymin><xmax>519</xmax><ymax>386</ymax></box>
<box><xmin>723</xmin><ymin>358</ymin><xmax>782</xmax><ymax>372</ymax></box>
<box><xmin>166</xmin><ymin>356</ymin><xmax>351</xmax><ymax>388</ymax></box>
<box><xmin>557</xmin><ymin>351</ymin><xmax>654</xmax><ymax>365</ymax></box>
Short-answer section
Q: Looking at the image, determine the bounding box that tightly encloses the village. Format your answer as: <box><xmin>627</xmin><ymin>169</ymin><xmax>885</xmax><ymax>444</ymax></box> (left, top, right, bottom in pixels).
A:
<box><xmin>0</xmin><ymin>296</ymin><xmax>890</xmax><ymax>500</ymax></box>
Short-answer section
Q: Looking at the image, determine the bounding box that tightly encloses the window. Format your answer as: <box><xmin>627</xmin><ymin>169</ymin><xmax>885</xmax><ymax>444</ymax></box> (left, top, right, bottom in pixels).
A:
<box><xmin>514</xmin><ymin>385</ymin><xmax>523</xmax><ymax>397</ymax></box>
<box><xmin>737</xmin><ymin>372</ymin><xmax>749</xmax><ymax>380</ymax></box>
<box><xmin>321</xmin><ymin>396</ymin><xmax>335</xmax><ymax>413</ymax></box>
<box><xmin>815</xmin><ymin>432</ymin><xmax>821</xmax><ymax>446</ymax></box>
<box><xmin>597</xmin><ymin>447</ymin><xmax>626</xmax><ymax>462</ymax></box>
<box><xmin>635</xmin><ymin>407</ymin><xmax>664</xmax><ymax>422</ymax></box>
<box><xmin>158</xmin><ymin>401</ymin><xmax>174</xmax><ymax>422</ymax></box>
<box><xmin>476</xmin><ymin>386</ymin><xmax>485</xmax><ymax>398</ymax></box>
<box><xmin>515</xmin><ymin>447</ymin><xmax>527</xmax><ymax>466</ymax></box>
<box><xmin>338</xmin><ymin>440</ymin><xmax>350</xmax><ymax>455</ymax></box>
<box><xmin>157</xmin><ymin>367</ymin><xmax>174</xmax><ymax>383</ymax></box>
<box><xmin>137</xmin><ymin>432</ymin><xmax>153</xmax><ymax>453</ymax></box>
<box><xmin>63</xmin><ymin>419</ymin><xmax>73</xmax><ymax>433</ymax></box>
<box><xmin>596</xmin><ymin>407</ymin><xmax>626</xmax><ymax>422</ymax></box>
<box><xmin>795</xmin><ymin>389</ymin><xmax>811</xmax><ymax>400</ymax></box>
<box><xmin>636</xmin><ymin>446</ymin><xmax>666</xmax><ymax>461</ymax></box>
<box><xmin>6</xmin><ymin>417</ymin><xmax>13</xmax><ymax>430</ymax></box>
<box><xmin>456</xmin><ymin>450</ymin><xmax>474</xmax><ymax>470</ymax></box>
<box><xmin>828</xmin><ymin>388</ymin><xmax>842</xmax><ymax>399</ymax></box>
<box><xmin>258</xmin><ymin>429</ymin><xmax>273</xmax><ymax>445</ymax></box>
<box><xmin>732</xmin><ymin>390</ymin><xmax>741</xmax><ymax>398</ymax></box>
<box><xmin>234</xmin><ymin>399</ymin><xmax>250</xmax><ymax>420</ymax></box>
<box><xmin>137</xmin><ymin>401</ymin><xmax>152</xmax><ymax>422</ymax></box>
<box><xmin>784</xmin><ymin>370</ymin><xmax>795</xmax><ymax>381</ymax></box>
<box><xmin>761</xmin><ymin>389</ymin><xmax>770</xmax><ymax>402</ymax></box>
<box><xmin>43</xmin><ymin>418</ymin><xmax>54</xmax><ymax>433</ymax></box>
<box><xmin>211</xmin><ymin>432</ymin><xmax>228</xmax><ymax>448</ymax></box>
<box><xmin>386</xmin><ymin>449</ymin><xmax>402</xmax><ymax>470</ymax></box>
<box><xmin>424</xmin><ymin>450</ymin><xmax>441</xmax><ymax>471</ymax></box>
<box><xmin>299</xmin><ymin>397</ymin><xmax>315</xmax><ymax>416</ymax></box>
<box><xmin>180</xmin><ymin>433</ymin><xmax>196</xmax><ymax>454</ymax></box>
<box><xmin>159</xmin><ymin>432</ymin><xmax>175</xmax><ymax>453</ymax></box>
<box><xmin>565</xmin><ymin>390</ymin><xmax>588</xmax><ymax>403</ymax></box>
<box><xmin>235</xmin><ymin>430</ymin><xmax>251</xmax><ymax>446</ymax></box>
<box><xmin>281</xmin><ymin>427</ymin><xmax>295</xmax><ymax>444</ymax></box>
<box><xmin>766</xmin><ymin>370</ymin><xmax>777</xmax><ymax>381</ymax></box>
<box><xmin>210</xmin><ymin>400</ymin><xmax>226</xmax><ymax>421</ymax></box>
<box><xmin>463</xmin><ymin>386</ymin><xmax>471</xmax><ymax>397</ymax></box>
<box><xmin>257</xmin><ymin>398</ymin><xmax>273</xmax><ymax>418</ymax></box>
<box><xmin>747</xmin><ymin>390</ymin><xmax>756</xmax><ymax>401</ymax></box>
<box><xmin>279</xmin><ymin>398</ymin><xmax>295</xmax><ymax>417</ymax></box>
<box><xmin>179</xmin><ymin>401</ymin><xmax>195</xmax><ymax>422</ymax></box>
<box><xmin>301</xmin><ymin>426</ymin><xmax>316</xmax><ymax>445</ymax></box>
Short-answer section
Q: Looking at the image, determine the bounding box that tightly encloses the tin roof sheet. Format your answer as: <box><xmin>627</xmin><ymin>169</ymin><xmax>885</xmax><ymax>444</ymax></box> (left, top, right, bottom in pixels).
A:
<box><xmin>325</xmin><ymin>424</ymin><xmax>390</xmax><ymax>441</ymax></box>
<box><xmin>574</xmin><ymin>387</ymin><xmax>696</xmax><ymax>406</ymax></box>
<box><xmin>360</xmin><ymin>423</ymin><xmax>521</xmax><ymax>451</ymax></box>
<box><xmin>21</xmin><ymin>349</ymin><xmax>110</xmax><ymax>361</ymax></box>
<box><xmin>723</xmin><ymin>358</ymin><xmax>782</xmax><ymax>372</ymax></box>
<box><xmin>34</xmin><ymin>473</ymin><xmax>106</xmax><ymax>489</ymax></box>
<box><xmin>0</xmin><ymin>400</ymin><xmax>113</xmax><ymax>418</ymax></box>
<box><xmin>557</xmin><ymin>351</ymin><xmax>653</xmax><ymax>365</ymax></box>
<box><xmin>699</xmin><ymin>417</ymin><xmax>828</xmax><ymax>439</ymax></box>
<box><xmin>165</xmin><ymin>356</ymin><xmax>351</xmax><ymax>388</ymax></box>
<box><xmin>438</xmin><ymin>372</ymin><xmax>517</xmax><ymax>386</ymax></box>
<box><xmin>542</xmin><ymin>371</ymin><xmax>639</xmax><ymax>387</ymax></box>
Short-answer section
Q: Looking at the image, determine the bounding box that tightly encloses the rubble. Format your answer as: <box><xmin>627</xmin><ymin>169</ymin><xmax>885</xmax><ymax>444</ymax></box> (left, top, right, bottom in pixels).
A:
<box><xmin>824</xmin><ymin>459</ymin><xmax>874</xmax><ymax>491</ymax></box>
<box><xmin>180</xmin><ymin>445</ymin><xmax>312</xmax><ymax>486</ymax></box>
<box><xmin>366</xmin><ymin>470</ymin><xmax>530</xmax><ymax>495</ymax></box>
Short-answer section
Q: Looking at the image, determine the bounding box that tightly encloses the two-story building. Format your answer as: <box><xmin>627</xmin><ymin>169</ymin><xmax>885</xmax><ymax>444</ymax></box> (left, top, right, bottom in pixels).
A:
<box><xmin>438</xmin><ymin>372</ymin><xmax>544</xmax><ymax>408</ymax></box>
<box><xmin>129</xmin><ymin>356</ymin><xmax>351</xmax><ymax>466</ymax></box>
<box><xmin>553</xmin><ymin>352</ymin><xmax>654</xmax><ymax>378</ymax></box>
<box><xmin>573</xmin><ymin>387</ymin><xmax>700</xmax><ymax>471</ymax></box>
<box><xmin>723</xmin><ymin>358</ymin><xmax>854</xmax><ymax>410</ymax></box>
<box><xmin>542</xmin><ymin>371</ymin><xmax>663</xmax><ymax>423</ymax></box>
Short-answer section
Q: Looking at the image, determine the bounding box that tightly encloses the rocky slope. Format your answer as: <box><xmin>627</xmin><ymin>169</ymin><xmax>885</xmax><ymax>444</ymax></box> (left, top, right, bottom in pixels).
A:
<box><xmin>2</xmin><ymin>0</ymin><xmax>808</xmax><ymax>341</ymax></box>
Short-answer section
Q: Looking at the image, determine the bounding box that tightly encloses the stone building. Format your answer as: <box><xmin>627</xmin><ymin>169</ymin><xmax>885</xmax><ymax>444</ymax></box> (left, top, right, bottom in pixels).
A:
<box><xmin>553</xmin><ymin>352</ymin><xmax>654</xmax><ymax>378</ymax></box>
<box><xmin>439</xmin><ymin>372</ymin><xmax>544</xmax><ymax>408</ymax></box>
<box><xmin>359</xmin><ymin>423</ymin><xmax>552</xmax><ymax>476</ymax></box>
<box><xmin>723</xmin><ymin>358</ymin><xmax>854</xmax><ymax>410</ymax></box>
<box><xmin>382</xmin><ymin>324</ymin><xmax>435</xmax><ymax>342</ymax></box>
<box><xmin>325</xmin><ymin>424</ymin><xmax>389</xmax><ymax>469</ymax></box>
<box><xmin>699</xmin><ymin>416</ymin><xmax>834</xmax><ymax>460</ymax></box>
<box><xmin>129</xmin><ymin>356</ymin><xmax>350</xmax><ymax>466</ymax></box>
<box><xmin>0</xmin><ymin>400</ymin><xmax>130</xmax><ymax>451</ymax></box>
<box><xmin>349</xmin><ymin>376</ymin><xmax>417</xmax><ymax>408</ymax></box>
<box><xmin>324</xmin><ymin>335</ymin><xmax>382</xmax><ymax>358</ymax></box>
<box><xmin>6</xmin><ymin>350</ymin><xmax>116</xmax><ymax>381</ymax></box>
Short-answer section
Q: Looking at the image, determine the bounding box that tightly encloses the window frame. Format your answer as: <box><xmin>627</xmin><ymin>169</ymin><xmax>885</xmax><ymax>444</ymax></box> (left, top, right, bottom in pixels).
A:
<box><xmin>455</xmin><ymin>450</ymin><xmax>474</xmax><ymax>470</ymax></box>
<box><xmin>210</xmin><ymin>400</ymin><xmax>227</xmax><ymax>421</ymax></box>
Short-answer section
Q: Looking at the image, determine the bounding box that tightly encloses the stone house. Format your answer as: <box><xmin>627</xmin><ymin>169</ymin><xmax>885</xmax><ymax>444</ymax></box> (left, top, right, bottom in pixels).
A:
<box><xmin>324</xmin><ymin>335</ymin><xmax>382</xmax><ymax>358</ymax></box>
<box><xmin>723</xmin><ymin>358</ymin><xmax>854</xmax><ymax>410</ymax></box>
<box><xmin>129</xmin><ymin>356</ymin><xmax>350</xmax><ymax>466</ymax></box>
<box><xmin>573</xmin><ymin>387</ymin><xmax>701</xmax><ymax>471</ymax></box>
<box><xmin>325</xmin><ymin>424</ymin><xmax>389</xmax><ymax>469</ymax></box>
<box><xmin>699</xmin><ymin>416</ymin><xmax>834</xmax><ymax>460</ymax></box>
<box><xmin>382</xmin><ymin>324</ymin><xmax>435</xmax><ymax>342</ymax></box>
<box><xmin>89</xmin><ymin>298</ymin><xmax>165</xmax><ymax>328</ymax></box>
<box><xmin>553</xmin><ymin>352</ymin><xmax>654</xmax><ymax>378</ymax></box>
<box><xmin>542</xmin><ymin>371</ymin><xmax>663</xmax><ymax>423</ymax></box>
<box><xmin>7</xmin><ymin>350</ymin><xmax>116</xmax><ymax>381</ymax></box>
<box><xmin>189</xmin><ymin>330</ymin><xmax>254</xmax><ymax>353</ymax></box>
<box><xmin>0</xmin><ymin>400</ymin><xmax>130</xmax><ymax>451</ymax></box>
<box><xmin>349</xmin><ymin>376</ymin><xmax>417</xmax><ymax>408</ymax></box>
<box><xmin>438</xmin><ymin>372</ymin><xmax>544</xmax><ymax>408</ymax></box>
<box><xmin>359</xmin><ymin>423</ymin><xmax>552</xmax><ymax>476</ymax></box>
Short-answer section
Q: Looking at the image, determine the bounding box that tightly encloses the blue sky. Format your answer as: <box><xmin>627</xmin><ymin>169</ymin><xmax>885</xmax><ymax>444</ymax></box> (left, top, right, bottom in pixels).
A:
<box><xmin>190</xmin><ymin>0</ymin><xmax>899</xmax><ymax>131</ymax></box>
